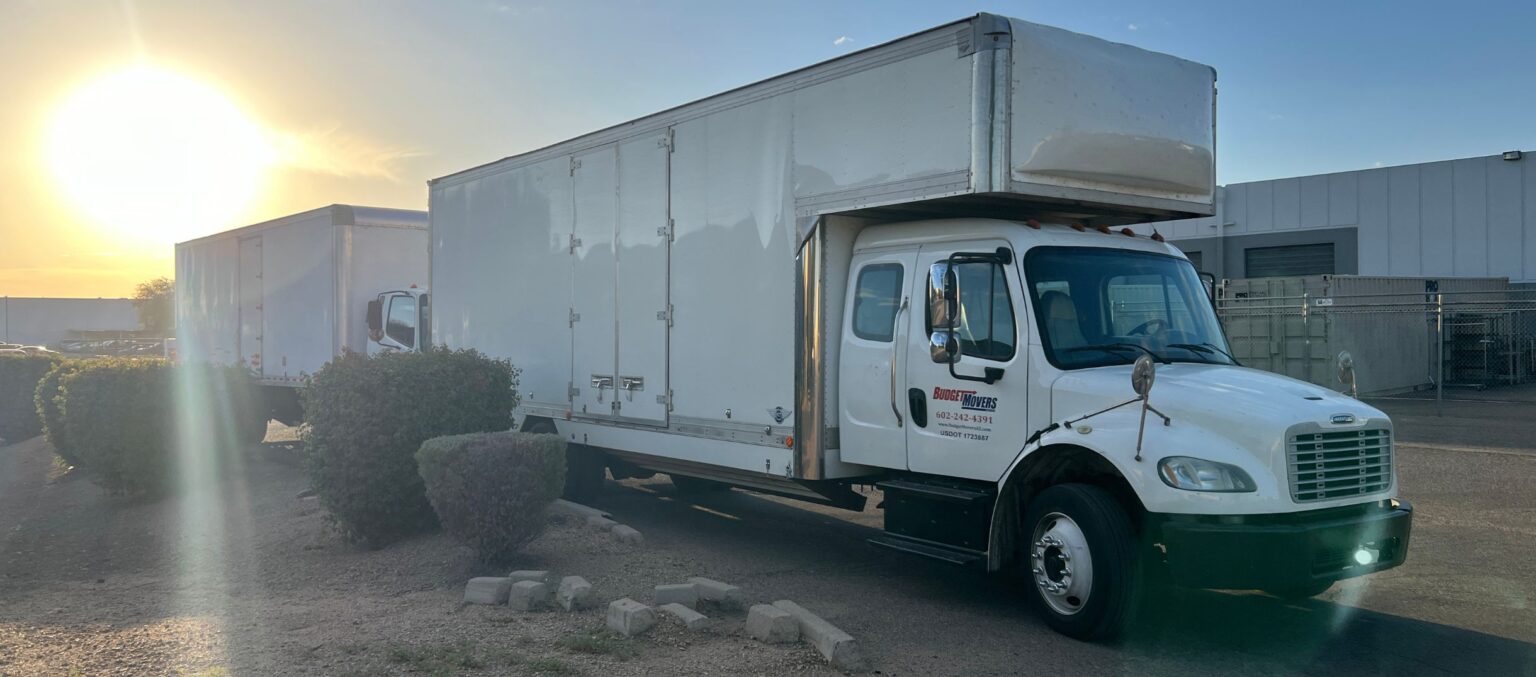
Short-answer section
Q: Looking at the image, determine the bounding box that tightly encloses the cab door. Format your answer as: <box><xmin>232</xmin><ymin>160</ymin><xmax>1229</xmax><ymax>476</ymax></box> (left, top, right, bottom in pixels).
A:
<box><xmin>837</xmin><ymin>250</ymin><xmax>917</xmax><ymax>470</ymax></box>
<box><xmin>903</xmin><ymin>242</ymin><xmax>1030</xmax><ymax>480</ymax></box>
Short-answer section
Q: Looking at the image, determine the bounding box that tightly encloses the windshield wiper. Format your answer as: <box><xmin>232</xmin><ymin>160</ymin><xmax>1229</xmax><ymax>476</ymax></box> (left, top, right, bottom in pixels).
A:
<box><xmin>1167</xmin><ymin>342</ymin><xmax>1238</xmax><ymax>364</ymax></box>
<box><xmin>1064</xmin><ymin>343</ymin><xmax>1169</xmax><ymax>364</ymax></box>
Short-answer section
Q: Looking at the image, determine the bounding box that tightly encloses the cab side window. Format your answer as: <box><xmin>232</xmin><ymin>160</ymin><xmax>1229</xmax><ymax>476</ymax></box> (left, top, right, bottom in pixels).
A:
<box><xmin>952</xmin><ymin>262</ymin><xmax>1016</xmax><ymax>361</ymax></box>
<box><xmin>386</xmin><ymin>295</ymin><xmax>418</xmax><ymax>347</ymax></box>
<box><xmin>852</xmin><ymin>264</ymin><xmax>903</xmax><ymax>342</ymax></box>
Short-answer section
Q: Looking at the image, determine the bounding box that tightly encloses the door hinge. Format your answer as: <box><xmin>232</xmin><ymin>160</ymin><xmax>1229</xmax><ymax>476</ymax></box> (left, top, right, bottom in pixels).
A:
<box><xmin>656</xmin><ymin>390</ymin><xmax>674</xmax><ymax>412</ymax></box>
<box><xmin>569</xmin><ymin>157</ymin><xmax>582</xmax><ymax>175</ymax></box>
<box><xmin>656</xmin><ymin>218</ymin><xmax>675</xmax><ymax>242</ymax></box>
<box><xmin>657</xmin><ymin>129</ymin><xmax>674</xmax><ymax>152</ymax></box>
<box><xmin>568</xmin><ymin>234</ymin><xmax>582</xmax><ymax>254</ymax></box>
<box><xmin>569</xmin><ymin>308</ymin><xmax>581</xmax><ymax>326</ymax></box>
<box><xmin>656</xmin><ymin>305</ymin><xmax>674</xmax><ymax>326</ymax></box>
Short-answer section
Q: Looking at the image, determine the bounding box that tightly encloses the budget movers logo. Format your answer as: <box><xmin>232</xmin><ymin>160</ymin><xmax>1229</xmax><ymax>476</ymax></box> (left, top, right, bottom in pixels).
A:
<box><xmin>932</xmin><ymin>386</ymin><xmax>998</xmax><ymax>412</ymax></box>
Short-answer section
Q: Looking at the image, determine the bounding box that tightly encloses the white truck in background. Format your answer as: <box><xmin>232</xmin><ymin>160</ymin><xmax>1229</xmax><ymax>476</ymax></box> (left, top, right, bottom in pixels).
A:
<box><xmin>175</xmin><ymin>204</ymin><xmax>430</xmax><ymax>426</ymax></box>
<box><xmin>429</xmin><ymin>15</ymin><xmax>1411</xmax><ymax>639</ymax></box>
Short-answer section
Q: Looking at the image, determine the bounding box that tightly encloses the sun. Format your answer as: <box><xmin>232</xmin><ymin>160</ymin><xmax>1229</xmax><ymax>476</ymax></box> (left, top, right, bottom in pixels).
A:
<box><xmin>48</xmin><ymin>65</ymin><xmax>275</xmax><ymax>244</ymax></box>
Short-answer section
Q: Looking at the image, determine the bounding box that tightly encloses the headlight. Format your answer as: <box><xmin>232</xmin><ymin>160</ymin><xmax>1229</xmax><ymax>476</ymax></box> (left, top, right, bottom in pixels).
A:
<box><xmin>1157</xmin><ymin>456</ymin><xmax>1256</xmax><ymax>492</ymax></box>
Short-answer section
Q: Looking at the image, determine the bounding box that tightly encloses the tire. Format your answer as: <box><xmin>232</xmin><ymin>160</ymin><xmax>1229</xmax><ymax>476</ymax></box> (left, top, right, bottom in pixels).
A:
<box><xmin>671</xmin><ymin>475</ymin><xmax>731</xmax><ymax>495</ymax></box>
<box><xmin>525</xmin><ymin>419</ymin><xmax>605</xmax><ymax>502</ymax></box>
<box><xmin>1264</xmin><ymin>581</ymin><xmax>1333</xmax><ymax>600</ymax></box>
<box><xmin>1022</xmin><ymin>483</ymin><xmax>1141</xmax><ymax>641</ymax></box>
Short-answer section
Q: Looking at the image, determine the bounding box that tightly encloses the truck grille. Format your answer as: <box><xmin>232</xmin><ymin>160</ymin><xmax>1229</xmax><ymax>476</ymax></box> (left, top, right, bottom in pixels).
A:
<box><xmin>1287</xmin><ymin>429</ymin><xmax>1392</xmax><ymax>503</ymax></box>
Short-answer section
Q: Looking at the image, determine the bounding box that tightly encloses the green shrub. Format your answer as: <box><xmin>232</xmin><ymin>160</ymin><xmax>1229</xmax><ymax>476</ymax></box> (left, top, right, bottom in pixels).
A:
<box><xmin>0</xmin><ymin>353</ymin><xmax>62</xmax><ymax>444</ymax></box>
<box><xmin>59</xmin><ymin>359</ymin><xmax>174</xmax><ymax>495</ymax></box>
<box><xmin>53</xmin><ymin>359</ymin><xmax>262</xmax><ymax>496</ymax></box>
<box><xmin>302</xmin><ymin>348</ymin><xmax>518</xmax><ymax>548</ymax></box>
<box><xmin>34</xmin><ymin>359</ymin><xmax>85</xmax><ymax>464</ymax></box>
<box><xmin>417</xmin><ymin>431</ymin><xmax>565</xmax><ymax>563</ymax></box>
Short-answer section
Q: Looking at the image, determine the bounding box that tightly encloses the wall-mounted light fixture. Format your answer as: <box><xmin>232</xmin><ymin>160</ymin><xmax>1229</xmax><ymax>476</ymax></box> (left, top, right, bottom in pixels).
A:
<box><xmin>1503</xmin><ymin>150</ymin><xmax>1523</xmax><ymax>161</ymax></box>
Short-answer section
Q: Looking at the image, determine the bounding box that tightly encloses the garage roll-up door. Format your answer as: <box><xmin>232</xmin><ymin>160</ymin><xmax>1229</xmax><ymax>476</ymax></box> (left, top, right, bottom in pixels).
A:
<box><xmin>1244</xmin><ymin>243</ymin><xmax>1334</xmax><ymax>278</ymax></box>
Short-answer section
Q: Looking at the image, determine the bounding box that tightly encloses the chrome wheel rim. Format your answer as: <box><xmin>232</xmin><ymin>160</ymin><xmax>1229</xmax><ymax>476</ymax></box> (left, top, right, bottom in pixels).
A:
<box><xmin>1030</xmin><ymin>511</ymin><xmax>1093</xmax><ymax>616</ymax></box>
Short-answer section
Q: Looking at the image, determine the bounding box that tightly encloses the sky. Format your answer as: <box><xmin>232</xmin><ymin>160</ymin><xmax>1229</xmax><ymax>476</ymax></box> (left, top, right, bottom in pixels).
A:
<box><xmin>2</xmin><ymin>0</ymin><xmax>1534</xmax><ymax>297</ymax></box>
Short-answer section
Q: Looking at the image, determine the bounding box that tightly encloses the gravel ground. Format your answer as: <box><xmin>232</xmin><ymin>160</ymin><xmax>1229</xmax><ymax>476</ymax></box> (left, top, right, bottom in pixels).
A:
<box><xmin>0</xmin><ymin>426</ymin><xmax>837</xmax><ymax>676</ymax></box>
<box><xmin>3</xmin><ymin>396</ymin><xmax>1534</xmax><ymax>676</ymax></box>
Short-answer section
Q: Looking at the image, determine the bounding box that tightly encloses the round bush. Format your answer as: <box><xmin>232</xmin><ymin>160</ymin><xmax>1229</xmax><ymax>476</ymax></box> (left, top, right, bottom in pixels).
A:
<box><xmin>52</xmin><ymin>359</ymin><xmax>261</xmax><ymax>496</ymax></box>
<box><xmin>417</xmin><ymin>431</ymin><xmax>566</xmax><ymax>563</ymax></box>
<box><xmin>59</xmin><ymin>359</ymin><xmax>174</xmax><ymax>496</ymax></box>
<box><xmin>34</xmin><ymin>360</ymin><xmax>85</xmax><ymax>464</ymax></box>
<box><xmin>302</xmin><ymin>348</ymin><xmax>518</xmax><ymax>548</ymax></box>
<box><xmin>0</xmin><ymin>353</ymin><xmax>62</xmax><ymax>444</ymax></box>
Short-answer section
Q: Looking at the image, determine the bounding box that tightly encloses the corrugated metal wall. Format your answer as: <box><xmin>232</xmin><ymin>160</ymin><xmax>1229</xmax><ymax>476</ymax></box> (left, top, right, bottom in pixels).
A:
<box><xmin>1163</xmin><ymin>151</ymin><xmax>1536</xmax><ymax>282</ymax></box>
<box><xmin>1</xmin><ymin>297</ymin><xmax>140</xmax><ymax>346</ymax></box>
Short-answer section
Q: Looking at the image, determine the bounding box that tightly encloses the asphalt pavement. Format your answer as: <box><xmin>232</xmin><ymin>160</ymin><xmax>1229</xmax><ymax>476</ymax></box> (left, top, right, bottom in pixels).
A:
<box><xmin>584</xmin><ymin>395</ymin><xmax>1536</xmax><ymax>676</ymax></box>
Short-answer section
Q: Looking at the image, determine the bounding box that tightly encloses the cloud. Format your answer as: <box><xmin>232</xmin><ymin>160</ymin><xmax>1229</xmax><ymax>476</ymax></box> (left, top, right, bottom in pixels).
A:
<box><xmin>1127</xmin><ymin>23</ymin><xmax>1138</xmax><ymax>31</ymax></box>
<box><xmin>268</xmin><ymin>127</ymin><xmax>423</xmax><ymax>182</ymax></box>
<box><xmin>1373</xmin><ymin>161</ymin><xmax>1384</xmax><ymax>168</ymax></box>
<box><xmin>1266</xmin><ymin>112</ymin><xmax>1285</xmax><ymax>121</ymax></box>
<box><xmin>833</xmin><ymin>35</ymin><xmax>852</xmax><ymax>46</ymax></box>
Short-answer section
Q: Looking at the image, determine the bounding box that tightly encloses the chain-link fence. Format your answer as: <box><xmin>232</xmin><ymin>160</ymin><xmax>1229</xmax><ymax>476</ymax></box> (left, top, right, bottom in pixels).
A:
<box><xmin>1215</xmin><ymin>276</ymin><xmax>1536</xmax><ymax>404</ymax></box>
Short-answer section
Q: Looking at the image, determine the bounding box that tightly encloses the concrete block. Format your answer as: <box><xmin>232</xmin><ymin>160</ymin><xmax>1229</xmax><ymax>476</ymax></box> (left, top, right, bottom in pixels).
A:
<box><xmin>586</xmin><ymin>515</ymin><xmax>618</xmax><ymax>531</ymax></box>
<box><xmin>653</xmin><ymin>583</ymin><xmax>698</xmax><ymax>609</ymax></box>
<box><xmin>658</xmin><ymin>603</ymin><xmax>711</xmax><ymax>631</ymax></box>
<box><xmin>773</xmin><ymin>600</ymin><xmax>864</xmax><ymax>670</ymax></box>
<box><xmin>612</xmin><ymin>525</ymin><xmax>644</xmax><ymax>545</ymax></box>
<box><xmin>508</xmin><ymin>580</ymin><xmax>551</xmax><ymax>611</ymax></box>
<box><xmin>507</xmin><ymin>570</ymin><xmax>551</xmax><ymax>584</ymax></box>
<box><xmin>688</xmin><ymin>577</ymin><xmax>744</xmax><ymax>609</ymax></box>
<box><xmin>463</xmin><ymin>577</ymin><xmax>512</xmax><ymax>605</ymax></box>
<box><xmin>606</xmin><ymin>598</ymin><xmax>656</xmax><ymax>637</ymax></box>
<box><xmin>745</xmin><ymin>604</ymin><xmax>798</xmax><ymax>644</ymax></box>
<box><xmin>556</xmin><ymin>576</ymin><xmax>593</xmax><ymax>611</ymax></box>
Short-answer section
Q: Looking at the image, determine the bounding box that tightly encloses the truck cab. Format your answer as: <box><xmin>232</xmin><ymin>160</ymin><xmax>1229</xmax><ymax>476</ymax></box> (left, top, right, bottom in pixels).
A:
<box><xmin>367</xmin><ymin>287</ymin><xmax>430</xmax><ymax>354</ymax></box>
<box><xmin>840</xmin><ymin>218</ymin><xmax>1410</xmax><ymax>638</ymax></box>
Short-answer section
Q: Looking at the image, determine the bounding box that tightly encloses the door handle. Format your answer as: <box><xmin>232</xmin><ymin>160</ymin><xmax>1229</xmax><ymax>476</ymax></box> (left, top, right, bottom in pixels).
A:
<box><xmin>907</xmin><ymin>387</ymin><xmax>928</xmax><ymax>428</ymax></box>
<box><xmin>890</xmin><ymin>296</ymin><xmax>908</xmax><ymax>427</ymax></box>
<box><xmin>591</xmin><ymin>375</ymin><xmax>614</xmax><ymax>403</ymax></box>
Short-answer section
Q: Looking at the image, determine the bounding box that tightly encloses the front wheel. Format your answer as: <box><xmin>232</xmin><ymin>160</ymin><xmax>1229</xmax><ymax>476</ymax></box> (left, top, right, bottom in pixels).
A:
<box><xmin>1022</xmin><ymin>483</ymin><xmax>1141</xmax><ymax>641</ymax></box>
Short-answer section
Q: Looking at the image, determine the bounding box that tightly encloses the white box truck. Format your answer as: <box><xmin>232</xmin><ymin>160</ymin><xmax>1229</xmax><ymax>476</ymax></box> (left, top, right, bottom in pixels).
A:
<box><xmin>429</xmin><ymin>15</ymin><xmax>1410</xmax><ymax>639</ymax></box>
<box><xmin>176</xmin><ymin>204</ymin><xmax>430</xmax><ymax>425</ymax></box>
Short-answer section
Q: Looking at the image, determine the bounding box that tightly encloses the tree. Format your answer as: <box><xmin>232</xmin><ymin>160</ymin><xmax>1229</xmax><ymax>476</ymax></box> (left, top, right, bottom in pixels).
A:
<box><xmin>133</xmin><ymin>277</ymin><xmax>175</xmax><ymax>335</ymax></box>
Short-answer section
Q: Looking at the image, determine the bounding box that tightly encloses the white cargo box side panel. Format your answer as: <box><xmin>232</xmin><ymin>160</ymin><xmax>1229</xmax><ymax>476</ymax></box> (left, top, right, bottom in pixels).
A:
<box><xmin>175</xmin><ymin>237</ymin><xmax>241</xmax><ymax>367</ymax></box>
<box><xmin>668</xmin><ymin>96</ymin><xmax>797</xmax><ymax>431</ymax></box>
<box><xmin>258</xmin><ymin>211</ymin><xmax>337</xmax><ymax>383</ymax></box>
<box><xmin>792</xmin><ymin>39</ymin><xmax>975</xmax><ymax>207</ymax></box>
<box><xmin>1009</xmin><ymin>19</ymin><xmax>1216</xmax><ymax>208</ymax></box>
<box><xmin>430</xmin><ymin>156</ymin><xmax>574</xmax><ymax>413</ymax></box>
<box><xmin>341</xmin><ymin>224</ymin><xmax>428</xmax><ymax>356</ymax></box>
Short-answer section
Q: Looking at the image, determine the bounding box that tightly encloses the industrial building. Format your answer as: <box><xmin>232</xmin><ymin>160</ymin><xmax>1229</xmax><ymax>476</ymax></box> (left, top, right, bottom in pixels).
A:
<box><xmin>0</xmin><ymin>297</ymin><xmax>140</xmax><ymax>346</ymax></box>
<box><xmin>1159</xmin><ymin>149</ymin><xmax>1535</xmax><ymax>282</ymax></box>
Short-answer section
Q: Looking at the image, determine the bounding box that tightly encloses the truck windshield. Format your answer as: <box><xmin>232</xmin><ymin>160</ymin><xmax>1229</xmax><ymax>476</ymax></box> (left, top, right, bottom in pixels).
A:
<box><xmin>1024</xmin><ymin>246</ymin><xmax>1232</xmax><ymax>369</ymax></box>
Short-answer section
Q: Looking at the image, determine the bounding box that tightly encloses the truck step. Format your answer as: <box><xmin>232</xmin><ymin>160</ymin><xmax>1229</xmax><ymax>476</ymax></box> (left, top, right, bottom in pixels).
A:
<box><xmin>877</xmin><ymin>479</ymin><xmax>992</xmax><ymax>504</ymax></box>
<box><xmin>868</xmin><ymin>533</ymin><xmax>986</xmax><ymax>568</ymax></box>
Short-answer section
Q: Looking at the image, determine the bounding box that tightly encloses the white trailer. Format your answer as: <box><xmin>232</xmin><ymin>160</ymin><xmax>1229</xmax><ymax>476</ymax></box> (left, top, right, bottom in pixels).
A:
<box><xmin>430</xmin><ymin>15</ymin><xmax>1410</xmax><ymax>639</ymax></box>
<box><xmin>176</xmin><ymin>204</ymin><xmax>430</xmax><ymax>424</ymax></box>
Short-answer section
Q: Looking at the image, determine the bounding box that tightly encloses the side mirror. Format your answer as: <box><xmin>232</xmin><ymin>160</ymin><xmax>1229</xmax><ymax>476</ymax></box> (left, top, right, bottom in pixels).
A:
<box><xmin>928</xmin><ymin>262</ymin><xmax>961</xmax><ymax>364</ymax></box>
<box><xmin>366</xmin><ymin>298</ymin><xmax>384</xmax><ymax>342</ymax></box>
<box><xmin>1131</xmin><ymin>354</ymin><xmax>1156</xmax><ymax>396</ymax></box>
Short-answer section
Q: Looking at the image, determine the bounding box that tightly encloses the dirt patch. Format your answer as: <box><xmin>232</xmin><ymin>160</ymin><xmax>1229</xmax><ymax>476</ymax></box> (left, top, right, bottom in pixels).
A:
<box><xmin>0</xmin><ymin>428</ymin><xmax>838</xmax><ymax>676</ymax></box>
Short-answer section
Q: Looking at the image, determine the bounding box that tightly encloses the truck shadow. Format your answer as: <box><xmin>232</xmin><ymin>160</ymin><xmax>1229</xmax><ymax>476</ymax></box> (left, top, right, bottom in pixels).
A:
<box><xmin>597</xmin><ymin>478</ymin><xmax>1534</xmax><ymax>676</ymax></box>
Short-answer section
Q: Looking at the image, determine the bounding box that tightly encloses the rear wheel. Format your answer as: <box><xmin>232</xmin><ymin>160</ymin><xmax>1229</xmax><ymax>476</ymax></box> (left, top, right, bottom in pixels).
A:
<box><xmin>1022</xmin><ymin>483</ymin><xmax>1141</xmax><ymax>640</ymax></box>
